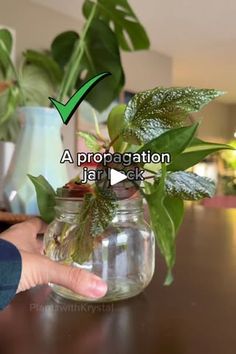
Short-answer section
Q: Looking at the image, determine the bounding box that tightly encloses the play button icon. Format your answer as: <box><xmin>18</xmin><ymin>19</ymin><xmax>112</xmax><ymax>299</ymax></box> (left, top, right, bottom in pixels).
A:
<box><xmin>95</xmin><ymin>163</ymin><xmax>143</xmax><ymax>200</ymax></box>
<box><xmin>110</xmin><ymin>169</ymin><xmax>127</xmax><ymax>186</ymax></box>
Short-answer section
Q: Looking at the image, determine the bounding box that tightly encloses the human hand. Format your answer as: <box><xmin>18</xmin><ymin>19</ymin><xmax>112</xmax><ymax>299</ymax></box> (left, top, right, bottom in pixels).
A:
<box><xmin>0</xmin><ymin>218</ymin><xmax>107</xmax><ymax>299</ymax></box>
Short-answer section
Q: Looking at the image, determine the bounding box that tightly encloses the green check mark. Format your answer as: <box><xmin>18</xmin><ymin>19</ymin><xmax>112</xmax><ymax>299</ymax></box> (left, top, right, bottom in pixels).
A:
<box><xmin>49</xmin><ymin>72</ymin><xmax>111</xmax><ymax>125</ymax></box>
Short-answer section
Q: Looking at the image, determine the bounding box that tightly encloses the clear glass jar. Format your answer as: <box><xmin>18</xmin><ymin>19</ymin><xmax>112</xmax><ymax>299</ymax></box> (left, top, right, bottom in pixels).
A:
<box><xmin>44</xmin><ymin>194</ymin><xmax>155</xmax><ymax>302</ymax></box>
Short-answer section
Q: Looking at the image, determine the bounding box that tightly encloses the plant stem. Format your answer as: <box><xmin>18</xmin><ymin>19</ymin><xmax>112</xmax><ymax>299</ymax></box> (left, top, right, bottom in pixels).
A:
<box><xmin>161</xmin><ymin>163</ymin><xmax>167</xmax><ymax>176</ymax></box>
<box><xmin>120</xmin><ymin>142</ymin><xmax>128</xmax><ymax>154</ymax></box>
<box><xmin>144</xmin><ymin>167</ymin><xmax>159</xmax><ymax>174</ymax></box>
<box><xmin>108</xmin><ymin>134</ymin><xmax>121</xmax><ymax>150</ymax></box>
<box><xmin>92</xmin><ymin>109</ymin><xmax>107</xmax><ymax>142</ymax></box>
<box><xmin>144</xmin><ymin>175</ymin><xmax>156</xmax><ymax>180</ymax></box>
<box><xmin>131</xmin><ymin>179</ymin><xmax>146</xmax><ymax>197</ymax></box>
<box><xmin>17</xmin><ymin>58</ymin><xmax>27</xmax><ymax>105</ymax></box>
<box><xmin>60</xmin><ymin>223</ymin><xmax>71</xmax><ymax>242</ymax></box>
<box><xmin>58</xmin><ymin>3</ymin><xmax>97</xmax><ymax>101</ymax></box>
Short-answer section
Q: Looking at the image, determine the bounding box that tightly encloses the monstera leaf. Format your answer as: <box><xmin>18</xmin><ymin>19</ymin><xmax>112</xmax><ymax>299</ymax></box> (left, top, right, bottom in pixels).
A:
<box><xmin>72</xmin><ymin>188</ymin><xmax>117</xmax><ymax>263</ymax></box>
<box><xmin>82</xmin><ymin>0</ymin><xmax>150</xmax><ymax>51</ymax></box>
<box><xmin>122</xmin><ymin>87</ymin><xmax>224</xmax><ymax>144</ymax></box>
<box><xmin>51</xmin><ymin>31</ymin><xmax>79</xmax><ymax>68</ymax></box>
<box><xmin>155</xmin><ymin>171</ymin><xmax>216</xmax><ymax>200</ymax></box>
<box><xmin>76</xmin><ymin>19</ymin><xmax>125</xmax><ymax>111</ymax></box>
<box><xmin>58</xmin><ymin>0</ymin><xmax>149</xmax><ymax>105</ymax></box>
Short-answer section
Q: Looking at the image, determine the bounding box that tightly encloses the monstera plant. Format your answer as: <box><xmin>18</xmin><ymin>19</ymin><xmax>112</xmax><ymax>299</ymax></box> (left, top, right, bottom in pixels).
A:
<box><xmin>29</xmin><ymin>86</ymin><xmax>234</xmax><ymax>284</ymax></box>
<box><xmin>0</xmin><ymin>0</ymin><xmax>150</xmax><ymax>141</ymax></box>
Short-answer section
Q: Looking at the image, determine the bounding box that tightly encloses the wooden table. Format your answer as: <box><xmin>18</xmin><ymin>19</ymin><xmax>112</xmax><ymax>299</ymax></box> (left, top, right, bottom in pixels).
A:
<box><xmin>0</xmin><ymin>206</ymin><xmax>236</xmax><ymax>354</ymax></box>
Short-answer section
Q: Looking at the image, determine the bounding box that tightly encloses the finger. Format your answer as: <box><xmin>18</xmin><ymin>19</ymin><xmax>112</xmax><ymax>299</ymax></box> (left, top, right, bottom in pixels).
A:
<box><xmin>45</xmin><ymin>258</ymin><xmax>107</xmax><ymax>299</ymax></box>
<box><xmin>1</xmin><ymin>218</ymin><xmax>47</xmax><ymax>241</ymax></box>
<box><xmin>0</xmin><ymin>218</ymin><xmax>46</xmax><ymax>253</ymax></box>
<box><xmin>18</xmin><ymin>252</ymin><xmax>107</xmax><ymax>299</ymax></box>
<box><xmin>21</xmin><ymin>217</ymin><xmax>48</xmax><ymax>236</ymax></box>
<box><xmin>35</xmin><ymin>238</ymin><xmax>44</xmax><ymax>254</ymax></box>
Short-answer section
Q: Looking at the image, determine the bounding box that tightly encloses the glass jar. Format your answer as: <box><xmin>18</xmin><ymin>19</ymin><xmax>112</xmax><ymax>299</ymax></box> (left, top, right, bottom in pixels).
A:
<box><xmin>44</xmin><ymin>194</ymin><xmax>155</xmax><ymax>302</ymax></box>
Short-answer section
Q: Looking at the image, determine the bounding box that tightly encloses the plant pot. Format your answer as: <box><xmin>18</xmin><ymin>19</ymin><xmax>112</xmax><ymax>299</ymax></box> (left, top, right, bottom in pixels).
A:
<box><xmin>44</xmin><ymin>193</ymin><xmax>155</xmax><ymax>302</ymax></box>
<box><xmin>4</xmin><ymin>107</ymin><xmax>68</xmax><ymax>214</ymax></box>
<box><xmin>0</xmin><ymin>141</ymin><xmax>15</xmax><ymax>208</ymax></box>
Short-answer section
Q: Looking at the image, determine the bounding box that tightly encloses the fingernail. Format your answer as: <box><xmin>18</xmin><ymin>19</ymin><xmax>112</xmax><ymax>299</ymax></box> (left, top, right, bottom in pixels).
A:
<box><xmin>88</xmin><ymin>278</ymin><xmax>108</xmax><ymax>298</ymax></box>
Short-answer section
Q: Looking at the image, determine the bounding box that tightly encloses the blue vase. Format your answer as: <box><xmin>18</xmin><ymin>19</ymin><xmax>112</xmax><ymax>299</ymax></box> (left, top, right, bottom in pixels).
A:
<box><xmin>4</xmin><ymin>107</ymin><xmax>68</xmax><ymax>215</ymax></box>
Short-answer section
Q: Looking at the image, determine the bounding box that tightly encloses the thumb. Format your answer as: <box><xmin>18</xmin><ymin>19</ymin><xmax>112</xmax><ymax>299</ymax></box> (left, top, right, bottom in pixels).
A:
<box><xmin>45</xmin><ymin>258</ymin><xmax>108</xmax><ymax>299</ymax></box>
<box><xmin>19</xmin><ymin>252</ymin><xmax>108</xmax><ymax>299</ymax></box>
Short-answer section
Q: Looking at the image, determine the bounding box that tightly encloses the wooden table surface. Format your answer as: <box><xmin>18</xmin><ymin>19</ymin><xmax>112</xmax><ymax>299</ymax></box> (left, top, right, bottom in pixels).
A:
<box><xmin>0</xmin><ymin>206</ymin><xmax>236</xmax><ymax>354</ymax></box>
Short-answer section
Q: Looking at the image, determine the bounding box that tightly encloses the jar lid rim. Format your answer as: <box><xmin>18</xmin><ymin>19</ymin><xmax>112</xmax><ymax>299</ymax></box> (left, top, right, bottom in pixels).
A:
<box><xmin>55</xmin><ymin>197</ymin><xmax>83</xmax><ymax>202</ymax></box>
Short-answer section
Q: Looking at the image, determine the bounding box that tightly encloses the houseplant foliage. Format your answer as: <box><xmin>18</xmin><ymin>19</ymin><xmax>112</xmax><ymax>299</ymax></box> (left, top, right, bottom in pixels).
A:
<box><xmin>0</xmin><ymin>29</ymin><xmax>20</xmax><ymax>142</ymax></box>
<box><xmin>219</xmin><ymin>139</ymin><xmax>236</xmax><ymax>195</ymax></box>
<box><xmin>29</xmin><ymin>86</ymin><xmax>234</xmax><ymax>284</ymax></box>
<box><xmin>0</xmin><ymin>0</ymin><xmax>149</xmax><ymax>141</ymax></box>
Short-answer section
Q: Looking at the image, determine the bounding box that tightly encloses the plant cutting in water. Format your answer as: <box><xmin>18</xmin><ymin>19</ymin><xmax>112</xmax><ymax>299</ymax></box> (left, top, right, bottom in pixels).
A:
<box><xmin>29</xmin><ymin>86</ymin><xmax>234</xmax><ymax>284</ymax></box>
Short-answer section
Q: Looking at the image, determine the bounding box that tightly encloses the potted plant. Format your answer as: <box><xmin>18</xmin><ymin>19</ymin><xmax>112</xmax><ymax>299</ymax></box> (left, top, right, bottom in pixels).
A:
<box><xmin>29</xmin><ymin>86</ymin><xmax>234</xmax><ymax>302</ymax></box>
<box><xmin>0</xmin><ymin>0</ymin><xmax>150</xmax><ymax>214</ymax></box>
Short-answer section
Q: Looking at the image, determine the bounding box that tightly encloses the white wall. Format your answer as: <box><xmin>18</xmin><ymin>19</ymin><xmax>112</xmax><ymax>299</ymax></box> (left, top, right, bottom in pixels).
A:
<box><xmin>121</xmin><ymin>50</ymin><xmax>172</xmax><ymax>91</ymax></box>
<box><xmin>195</xmin><ymin>102</ymin><xmax>236</xmax><ymax>142</ymax></box>
<box><xmin>0</xmin><ymin>0</ymin><xmax>82</xmax><ymax>58</ymax></box>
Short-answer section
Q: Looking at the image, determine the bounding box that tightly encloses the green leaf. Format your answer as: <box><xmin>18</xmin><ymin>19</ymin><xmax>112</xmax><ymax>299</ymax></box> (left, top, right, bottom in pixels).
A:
<box><xmin>82</xmin><ymin>0</ymin><xmax>150</xmax><ymax>51</ymax></box>
<box><xmin>0</xmin><ymin>86</ymin><xmax>20</xmax><ymax>125</ymax></box>
<box><xmin>51</xmin><ymin>31</ymin><xmax>79</xmax><ymax>68</ymax></box>
<box><xmin>0</xmin><ymin>113</ymin><xmax>20</xmax><ymax>142</ymax></box>
<box><xmin>163</xmin><ymin>197</ymin><xmax>184</xmax><ymax>234</ymax></box>
<box><xmin>28</xmin><ymin>174</ymin><xmax>56</xmax><ymax>223</ymax></box>
<box><xmin>138</xmin><ymin>123</ymin><xmax>199</xmax><ymax>161</ymax></box>
<box><xmin>78</xmin><ymin>131</ymin><xmax>101</xmax><ymax>152</ymax></box>
<box><xmin>77</xmin><ymin>19</ymin><xmax>125</xmax><ymax>111</ymax></box>
<box><xmin>220</xmin><ymin>140</ymin><xmax>236</xmax><ymax>170</ymax></box>
<box><xmin>122</xmin><ymin>87</ymin><xmax>224</xmax><ymax>144</ymax></box>
<box><xmin>23</xmin><ymin>50</ymin><xmax>63</xmax><ymax>86</ymax></box>
<box><xmin>155</xmin><ymin>171</ymin><xmax>216</xmax><ymax>200</ymax></box>
<box><xmin>0</xmin><ymin>29</ymin><xmax>12</xmax><ymax>77</ymax></box>
<box><xmin>167</xmin><ymin>138</ymin><xmax>234</xmax><ymax>171</ymax></box>
<box><xmin>0</xmin><ymin>29</ymin><xmax>12</xmax><ymax>53</ymax></box>
<box><xmin>144</xmin><ymin>182</ymin><xmax>184</xmax><ymax>234</ymax></box>
<box><xmin>145</xmin><ymin>166</ymin><xmax>176</xmax><ymax>285</ymax></box>
<box><xmin>72</xmin><ymin>188</ymin><xmax>117</xmax><ymax>263</ymax></box>
<box><xmin>0</xmin><ymin>39</ymin><xmax>16</xmax><ymax>80</ymax></box>
<box><xmin>19</xmin><ymin>64</ymin><xmax>55</xmax><ymax>106</ymax></box>
<box><xmin>0</xmin><ymin>39</ymin><xmax>22</xmax><ymax>106</ymax></box>
<box><xmin>107</xmin><ymin>104</ymin><xmax>127</xmax><ymax>152</ymax></box>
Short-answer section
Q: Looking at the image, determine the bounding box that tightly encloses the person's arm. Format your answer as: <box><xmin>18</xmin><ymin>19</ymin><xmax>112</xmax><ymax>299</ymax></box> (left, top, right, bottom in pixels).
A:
<box><xmin>0</xmin><ymin>239</ymin><xmax>22</xmax><ymax>310</ymax></box>
<box><xmin>0</xmin><ymin>218</ymin><xmax>107</xmax><ymax>310</ymax></box>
